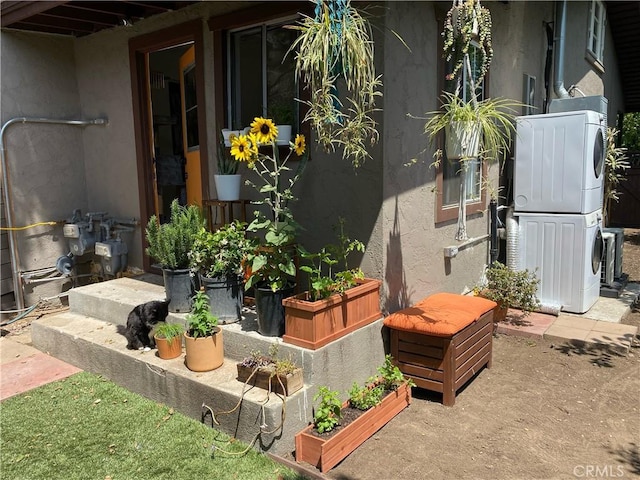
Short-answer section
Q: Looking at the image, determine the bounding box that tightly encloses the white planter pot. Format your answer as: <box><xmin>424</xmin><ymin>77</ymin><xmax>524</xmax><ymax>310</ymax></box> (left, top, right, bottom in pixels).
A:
<box><xmin>276</xmin><ymin>125</ymin><xmax>292</xmax><ymax>146</ymax></box>
<box><xmin>446</xmin><ymin>121</ymin><xmax>481</xmax><ymax>160</ymax></box>
<box><xmin>214</xmin><ymin>174</ymin><xmax>241</xmax><ymax>201</ymax></box>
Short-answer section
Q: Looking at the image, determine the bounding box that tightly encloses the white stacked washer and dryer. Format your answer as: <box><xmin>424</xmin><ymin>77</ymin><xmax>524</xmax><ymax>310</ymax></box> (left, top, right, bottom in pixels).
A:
<box><xmin>513</xmin><ymin>108</ymin><xmax>606</xmax><ymax>314</ymax></box>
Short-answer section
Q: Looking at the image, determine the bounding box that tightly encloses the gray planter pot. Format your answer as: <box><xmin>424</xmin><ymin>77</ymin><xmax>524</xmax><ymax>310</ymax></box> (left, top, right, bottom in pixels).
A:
<box><xmin>162</xmin><ymin>268</ymin><xmax>196</xmax><ymax>313</ymax></box>
<box><xmin>200</xmin><ymin>274</ymin><xmax>244</xmax><ymax>324</ymax></box>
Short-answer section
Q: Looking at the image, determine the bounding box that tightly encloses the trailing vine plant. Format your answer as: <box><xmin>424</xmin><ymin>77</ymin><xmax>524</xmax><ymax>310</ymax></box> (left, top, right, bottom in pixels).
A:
<box><xmin>287</xmin><ymin>0</ymin><xmax>381</xmax><ymax>168</ymax></box>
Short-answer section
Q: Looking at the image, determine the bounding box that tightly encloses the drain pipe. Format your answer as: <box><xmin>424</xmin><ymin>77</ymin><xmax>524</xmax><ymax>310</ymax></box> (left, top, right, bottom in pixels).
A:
<box><xmin>553</xmin><ymin>0</ymin><xmax>570</xmax><ymax>100</ymax></box>
<box><xmin>489</xmin><ymin>199</ymin><xmax>498</xmax><ymax>265</ymax></box>
<box><xmin>1</xmin><ymin>117</ymin><xmax>108</xmax><ymax>310</ymax></box>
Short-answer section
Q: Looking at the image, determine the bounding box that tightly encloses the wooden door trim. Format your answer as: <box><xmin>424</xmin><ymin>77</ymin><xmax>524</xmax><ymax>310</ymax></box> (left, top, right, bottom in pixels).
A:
<box><xmin>129</xmin><ymin>19</ymin><xmax>209</xmax><ymax>272</ymax></box>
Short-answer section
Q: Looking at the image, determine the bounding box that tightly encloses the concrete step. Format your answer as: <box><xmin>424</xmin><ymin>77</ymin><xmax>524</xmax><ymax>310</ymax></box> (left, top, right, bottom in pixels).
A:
<box><xmin>32</xmin><ymin>276</ymin><xmax>389</xmax><ymax>455</ymax></box>
<box><xmin>31</xmin><ymin>311</ymin><xmax>310</xmax><ymax>455</ymax></box>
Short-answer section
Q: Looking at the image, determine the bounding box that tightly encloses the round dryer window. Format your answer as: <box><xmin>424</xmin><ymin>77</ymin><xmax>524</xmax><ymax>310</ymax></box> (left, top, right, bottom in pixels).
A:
<box><xmin>592</xmin><ymin>228</ymin><xmax>603</xmax><ymax>275</ymax></box>
<box><xmin>593</xmin><ymin>128</ymin><xmax>604</xmax><ymax>178</ymax></box>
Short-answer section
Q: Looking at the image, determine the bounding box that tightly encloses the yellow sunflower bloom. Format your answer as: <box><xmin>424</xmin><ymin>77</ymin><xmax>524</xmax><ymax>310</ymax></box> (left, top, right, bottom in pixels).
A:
<box><xmin>250</xmin><ymin>117</ymin><xmax>278</xmax><ymax>144</ymax></box>
<box><xmin>248</xmin><ymin>132</ymin><xmax>260</xmax><ymax>155</ymax></box>
<box><xmin>294</xmin><ymin>134</ymin><xmax>306</xmax><ymax>156</ymax></box>
<box><xmin>230</xmin><ymin>134</ymin><xmax>252</xmax><ymax>163</ymax></box>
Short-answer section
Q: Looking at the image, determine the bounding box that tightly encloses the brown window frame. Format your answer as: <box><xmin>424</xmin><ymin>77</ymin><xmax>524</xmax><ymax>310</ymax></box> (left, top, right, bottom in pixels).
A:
<box><xmin>433</xmin><ymin>15</ymin><xmax>488</xmax><ymax>225</ymax></box>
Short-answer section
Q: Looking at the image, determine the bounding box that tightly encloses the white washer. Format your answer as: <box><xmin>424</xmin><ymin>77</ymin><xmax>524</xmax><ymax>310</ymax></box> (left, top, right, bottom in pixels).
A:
<box><xmin>516</xmin><ymin>210</ymin><xmax>603</xmax><ymax>314</ymax></box>
<box><xmin>514</xmin><ymin>110</ymin><xmax>605</xmax><ymax>214</ymax></box>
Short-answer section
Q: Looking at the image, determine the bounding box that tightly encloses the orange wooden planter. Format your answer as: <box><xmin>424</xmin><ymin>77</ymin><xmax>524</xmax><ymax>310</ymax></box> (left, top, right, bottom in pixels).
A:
<box><xmin>295</xmin><ymin>381</ymin><xmax>412</xmax><ymax>472</ymax></box>
<box><xmin>282</xmin><ymin>278</ymin><xmax>382</xmax><ymax>350</ymax></box>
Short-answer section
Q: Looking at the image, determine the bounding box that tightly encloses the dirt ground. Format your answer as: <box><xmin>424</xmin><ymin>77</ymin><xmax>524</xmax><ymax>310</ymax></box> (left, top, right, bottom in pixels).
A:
<box><xmin>2</xmin><ymin>232</ymin><xmax>640</xmax><ymax>480</ymax></box>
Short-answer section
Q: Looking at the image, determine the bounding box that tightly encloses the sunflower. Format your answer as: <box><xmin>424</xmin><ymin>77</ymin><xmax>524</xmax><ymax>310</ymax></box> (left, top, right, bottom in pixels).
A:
<box><xmin>230</xmin><ymin>134</ymin><xmax>253</xmax><ymax>163</ymax></box>
<box><xmin>250</xmin><ymin>117</ymin><xmax>278</xmax><ymax>144</ymax></box>
<box><xmin>248</xmin><ymin>132</ymin><xmax>260</xmax><ymax>156</ymax></box>
<box><xmin>294</xmin><ymin>134</ymin><xmax>306</xmax><ymax>156</ymax></box>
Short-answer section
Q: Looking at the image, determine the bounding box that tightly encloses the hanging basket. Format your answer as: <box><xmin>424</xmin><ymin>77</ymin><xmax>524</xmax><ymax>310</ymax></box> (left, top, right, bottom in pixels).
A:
<box><xmin>445</xmin><ymin>121</ymin><xmax>481</xmax><ymax>160</ymax></box>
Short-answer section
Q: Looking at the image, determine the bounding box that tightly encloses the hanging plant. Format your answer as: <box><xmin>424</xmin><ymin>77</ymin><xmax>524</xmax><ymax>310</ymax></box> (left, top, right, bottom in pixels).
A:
<box><xmin>442</xmin><ymin>0</ymin><xmax>493</xmax><ymax>85</ymax></box>
<box><xmin>287</xmin><ymin>0</ymin><xmax>381</xmax><ymax>168</ymax></box>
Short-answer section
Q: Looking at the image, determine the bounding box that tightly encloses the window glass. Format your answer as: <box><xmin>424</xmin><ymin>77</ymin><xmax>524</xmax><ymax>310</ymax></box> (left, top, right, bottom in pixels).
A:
<box><xmin>587</xmin><ymin>0</ymin><xmax>606</xmax><ymax>63</ymax></box>
<box><xmin>229</xmin><ymin>23</ymin><xmax>298</xmax><ymax>130</ymax></box>
<box><xmin>183</xmin><ymin>64</ymin><xmax>199</xmax><ymax>150</ymax></box>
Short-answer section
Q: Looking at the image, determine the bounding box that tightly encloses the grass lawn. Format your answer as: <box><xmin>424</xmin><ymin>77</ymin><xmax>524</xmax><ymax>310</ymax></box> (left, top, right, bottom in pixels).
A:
<box><xmin>1</xmin><ymin>372</ymin><xmax>306</xmax><ymax>480</ymax></box>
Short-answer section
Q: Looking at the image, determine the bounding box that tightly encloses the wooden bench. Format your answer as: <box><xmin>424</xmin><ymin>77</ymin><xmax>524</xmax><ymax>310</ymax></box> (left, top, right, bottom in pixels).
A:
<box><xmin>383</xmin><ymin>293</ymin><xmax>497</xmax><ymax>406</ymax></box>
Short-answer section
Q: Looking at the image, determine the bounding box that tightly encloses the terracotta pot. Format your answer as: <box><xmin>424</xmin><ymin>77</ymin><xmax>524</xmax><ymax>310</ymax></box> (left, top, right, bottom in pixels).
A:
<box><xmin>282</xmin><ymin>278</ymin><xmax>382</xmax><ymax>350</ymax></box>
<box><xmin>184</xmin><ymin>329</ymin><xmax>224</xmax><ymax>372</ymax></box>
<box><xmin>295</xmin><ymin>381</ymin><xmax>412</xmax><ymax>472</ymax></box>
<box><xmin>154</xmin><ymin>335</ymin><xmax>183</xmax><ymax>360</ymax></box>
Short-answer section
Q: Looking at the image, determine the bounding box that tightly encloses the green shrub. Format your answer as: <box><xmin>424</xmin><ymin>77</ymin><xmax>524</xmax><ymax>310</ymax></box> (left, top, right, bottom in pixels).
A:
<box><xmin>348</xmin><ymin>382</ymin><xmax>383</xmax><ymax>411</ymax></box>
<box><xmin>186</xmin><ymin>288</ymin><xmax>218</xmax><ymax>338</ymax></box>
<box><xmin>313</xmin><ymin>386</ymin><xmax>342</xmax><ymax>434</ymax></box>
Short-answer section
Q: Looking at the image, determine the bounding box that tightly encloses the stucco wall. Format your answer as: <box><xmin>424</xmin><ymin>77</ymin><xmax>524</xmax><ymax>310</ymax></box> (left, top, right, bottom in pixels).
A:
<box><xmin>1</xmin><ymin>31</ymin><xmax>87</xmax><ymax>303</ymax></box>
<box><xmin>1</xmin><ymin>1</ymin><xmax>627</xmax><ymax>309</ymax></box>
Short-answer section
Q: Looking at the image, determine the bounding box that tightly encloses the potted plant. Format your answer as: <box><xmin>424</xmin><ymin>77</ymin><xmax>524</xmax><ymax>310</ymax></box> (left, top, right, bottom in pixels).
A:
<box><xmin>189</xmin><ymin>221</ymin><xmax>255</xmax><ymax>324</ymax></box>
<box><xmin>282</xmin><ymin>218</ymin><xmax>382</xmax><ymax>350</ymax></box>
<box><xmin>268</xmin><ymin>101</ymin><xmax>296</xmax><ymax>146</ymax></box>
<box><xmin>230</xmin><ymin>116</ymin><xmax>308</xmax><ymax>337</ymax></box>
<box><xmin>295</xmin><ymin>355</ymin><xmax>412</xmax><ymax>473</ymax></box>
<box><xmin>184</xmin><ymin>287</ymin><xmax>223</xmax><ymax>372</ymax></box>
<box><xmin>475</xmin><ymin>261</ymin><xmax>541</xmax><ymax>322</ymax></box>
<box><xmin>214</xmin><ymin>131</ymin><xmax>245</xmax><ymax>201</ymax></box>
<box><xmin>287</xmin><ymin>0</ymin><xmax>381</xmax><ymax>167</ymax></box>
<box><xmin>145</xmin><ymin>199</ymin><xmax>204</xmax><ymax>313</ymax></box>
<box><xmin>153</xmin><ymin>322</ymin><xmax>184</xmax><ymax>360</ymax></box>
<box><xmin>423</xmin><ymin>0</ymin><xmax>520</xmax><ymax>241</ymax></box>
<box><xmin>236</xmin><ymin>343</ymin><xmax>303</xmax><ymax>396</ymax></box>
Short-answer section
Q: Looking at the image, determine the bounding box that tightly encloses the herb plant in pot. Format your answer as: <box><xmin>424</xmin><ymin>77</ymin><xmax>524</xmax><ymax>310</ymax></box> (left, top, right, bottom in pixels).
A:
<box><xmin>153</xmin><ymin>322</ymin><xmax>184</xmax><ymax>360</ymax></box>
<box><xmin>189</xmin><ymin>221</ymin><xmax>255</xmax><ymax>324</ymax></box>
<box><xmin>476</xmin><ymin>261</ymin><xmax>541</xmax><ymax>322</ymax></box>
<box><xmin>229</xmin><ymin>116</ymin><xmax>308</xmax><ymax>337</ymax></box>
<box><xmin>184</xmin><ymin>287</ymin><xmax>223</xmax><ymax>372</ymax></box>
<box><xmin>145</xmin><ymin>199</ymin><xmax>205</xmax><ymax>313</ymax></box>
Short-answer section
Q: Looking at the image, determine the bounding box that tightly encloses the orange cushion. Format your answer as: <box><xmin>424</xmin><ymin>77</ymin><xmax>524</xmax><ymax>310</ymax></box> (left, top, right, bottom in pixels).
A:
<box><xmin>383</xmin><ymin>293</ymin><xmax>497</xmax><ymax>337</ymax></box>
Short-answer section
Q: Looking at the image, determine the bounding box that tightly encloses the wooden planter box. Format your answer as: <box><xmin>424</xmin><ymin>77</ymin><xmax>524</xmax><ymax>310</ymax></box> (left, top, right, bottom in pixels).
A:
<box><xmin>282</xmin><ymin>278</ymin><xmax>382</xmax><ymax>350</ymax></box>
<box><xmin>236</xmin><ymin>364</ymin><xmax>304</xmax><ymax>396</ymax></box>
<box><xmin>295</xmin><ymin>381</ymin><xmax>411</xmax><ymax>472</ymax></box>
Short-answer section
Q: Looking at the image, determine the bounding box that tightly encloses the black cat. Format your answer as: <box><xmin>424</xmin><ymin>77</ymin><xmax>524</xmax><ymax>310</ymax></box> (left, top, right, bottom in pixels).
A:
<box><xmin>123</xmin><ymin>299</ymin><xmax>170</xmax><ymax>350</ymax></box>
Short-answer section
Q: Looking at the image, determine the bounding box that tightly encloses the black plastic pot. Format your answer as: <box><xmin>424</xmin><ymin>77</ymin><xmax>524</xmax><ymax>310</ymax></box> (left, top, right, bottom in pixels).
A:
<box><xmin>162</xmin><ymin>268</ymin><xmax>196</xmax><ymax>313</ymax></box>
<box><xmin>254</xmin><ymin>282</ymin><xmax>295</xmax><ymax>337</ymax></box>
<box><xmin>200</xmin><ymin>274</ymin><xmax>244</xmax><ymax>324</ymax></box>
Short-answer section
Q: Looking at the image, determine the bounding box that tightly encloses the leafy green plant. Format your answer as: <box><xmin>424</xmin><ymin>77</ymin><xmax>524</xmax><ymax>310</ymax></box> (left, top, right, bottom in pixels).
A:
<box><xmin>299</xmin><ymin>218</ymin><xmax>365</xmax><ymax>301</ymax></box>
<box><xmin>348</xmin><ymin>382</ymin><xmax>383</xmax><ymax>411</ymax></box>
<box><xmin>313</xmin><ymin>386</ymin><xmax>342</xmax><ymax>434</ymax></box>
<box><xmin>239</xmin><ymin>344</ymin><xmax>299</xmax><ymax>376</ymax></box>
<box><xmin>186</xmin><ymin>288</ymin><xmax>219</xmax><ymax>338</ymax></box>
<box><xmin>233</xmin><ymin>117</ymin><xmax>308</xmax><ymax>292</ymax></box>
<box><xmin>189</xmin><ymin>221</ymin><xmax>255</xmax><ymax>278</ymax></box>
<box><xmin>377</xmin><ymin>354</ymin><xmax>412</xmax><ymax>391</ymax></box>
<box><xmin>478</xmin><ymin>261</ymin><xmax>541</xmax><ymax>316</ymax></box>
<box><xmin>442</xmin><ymin>0</ymin><xmax>493</xmax><ymax>85</ymax></box>
<box><xmin>286</xmin><ymin>0</ymin><xmax>381</xmax><ymax>167</ymax></box>
<box><xmin>154</xmin><ymin>322</ymin><xmax>184</xmax><ymax>345</ymax></box>
<box><xmin>145</xmin><ymin>199</ymin><xmax>205</xmax><ymax>269</ymax></box>
<box><xmin>423</xmin><ymin>92</ymin><xmax>521</xmax><ymax>165</ymax></box>
<box><xmin>603</xmin><ymin>127</ymin><xmax>630</xmax><ymax>227</ymax></box>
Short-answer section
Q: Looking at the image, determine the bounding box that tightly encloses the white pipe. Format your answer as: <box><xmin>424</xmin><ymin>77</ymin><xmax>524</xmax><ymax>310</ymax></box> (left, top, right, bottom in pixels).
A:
<box><xmin>553</xmin><ymin>1</ymin><xmax>570</xmax><ymax>99</ymax></box>
<box><xmin>1</xmin><ymin>117</ymin><xmax>108</xmax><ymax>309</ymax></box>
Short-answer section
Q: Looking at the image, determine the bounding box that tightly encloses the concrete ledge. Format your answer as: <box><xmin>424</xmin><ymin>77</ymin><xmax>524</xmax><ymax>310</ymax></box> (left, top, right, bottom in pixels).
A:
<box><xmin>31</xmin><ymin>312</ymin><xmax>310</xmax><ymax>455</ymax></box>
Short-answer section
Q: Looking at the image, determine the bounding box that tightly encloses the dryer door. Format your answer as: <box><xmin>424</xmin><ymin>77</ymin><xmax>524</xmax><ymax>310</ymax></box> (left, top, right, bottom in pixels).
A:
<box><xmin>592</xmin><ymin>227</ymin><xmax>604</xmax><ymax>275</ymax></box>
<box><xmin>593</xmin><ymin>128</ymin><xmax>604</xmax><ymax>179</ymax></box>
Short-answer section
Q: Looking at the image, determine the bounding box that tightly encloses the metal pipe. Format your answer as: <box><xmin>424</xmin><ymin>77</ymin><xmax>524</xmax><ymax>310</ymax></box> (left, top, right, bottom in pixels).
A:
<box><xmin>553</xmin><ymin>1</ymin><xmax>570</xmax><ymax>99</ymax></box>
<box><xmin>1</xmin><ymin>117</ymin><xmax>108</xmax><ymax>309</ymax></box>
<box><xmin>506</xmin><ymin>207</ymin><xmax>520</xmax><ymax>270</ymax></box>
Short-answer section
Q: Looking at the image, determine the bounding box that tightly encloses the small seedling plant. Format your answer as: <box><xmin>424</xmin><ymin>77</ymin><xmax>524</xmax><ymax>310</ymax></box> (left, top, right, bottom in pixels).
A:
<box><xmin>348</xmin><ymin>382</ymin><xmax>384</xmax><ymax>411</ymax></box>
<box><xmin>313</xmin><ymin>386</ymin><xmax>342</xmax><ymax>434</ymax></box>
<box><xmin>377</xmin><ymin>354</ymin><xmax>413</xmax><ymax>391</ymax></box>
<box><xmin>155</xmin><ymin>322</ymin><xmax>184</xmax><ymax>345</ymax></box>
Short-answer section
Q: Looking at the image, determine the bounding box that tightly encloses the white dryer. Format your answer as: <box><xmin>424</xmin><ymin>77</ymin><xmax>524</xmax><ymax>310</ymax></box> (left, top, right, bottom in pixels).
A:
<box><xmin>516</xmin><ymin>210</ymin><xmax>603</xmax><ymax>314</ymax></box>
<box><xmin>514</xmin><ymin>110</ymin><xmax>605</xmax><ymax>214</ymax></box>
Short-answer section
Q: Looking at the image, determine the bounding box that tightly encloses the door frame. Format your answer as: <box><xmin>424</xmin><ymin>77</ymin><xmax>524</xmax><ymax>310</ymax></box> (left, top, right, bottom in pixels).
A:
<box><xmin>129</xmin><ymin>20</ymin><xmax>210</xmax><ymax>272</ymax></box>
